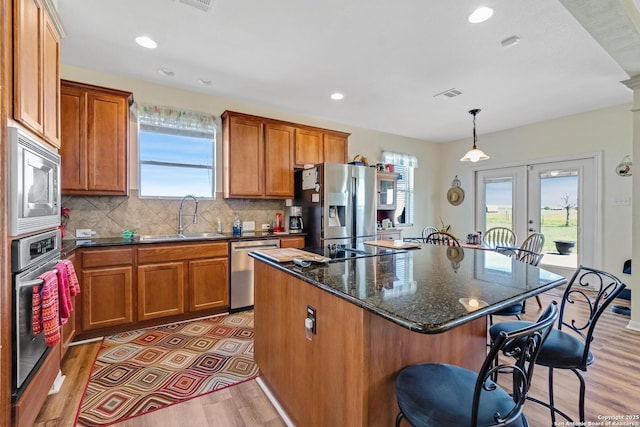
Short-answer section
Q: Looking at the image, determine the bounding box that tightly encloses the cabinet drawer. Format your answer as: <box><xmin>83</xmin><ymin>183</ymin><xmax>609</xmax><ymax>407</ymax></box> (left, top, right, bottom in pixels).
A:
<box><xmin>138</xmin><ymin>242</ymin><xmax>228</xmax><ymax>264</ymax></box>
<box><xmin>82</xmin><ymin>248</ymin><xmax>134</xmax><ymax>268</ymax></box>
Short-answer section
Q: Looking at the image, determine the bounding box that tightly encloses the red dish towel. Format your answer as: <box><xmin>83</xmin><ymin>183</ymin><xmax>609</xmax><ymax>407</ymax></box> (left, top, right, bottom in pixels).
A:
<box><xmin>32</xmin><ymin>285</ymin><xmax>43</xmax><ymax>335</ymax></box>
<box><xmin>62</xmin><ymin>259</ymin><xmax>80</xmax><ymax>296</ymax></box>
<box><xmin>35</xmin><ymin>270</ymin><xmax>61</xmax><ymax>346</ymax></box>
<box><xmin>56</xmin><ymin>261</ymin><xmax>72</xmax><ymax>326</ymax></box>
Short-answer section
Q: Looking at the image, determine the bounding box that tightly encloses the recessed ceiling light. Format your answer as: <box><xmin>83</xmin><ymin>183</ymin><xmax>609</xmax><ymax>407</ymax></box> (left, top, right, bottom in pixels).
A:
<box><xmin>468</xmin><ymin>7</ymin><xmax>494</xmax><ymax>23</ymax></box>
<box><xmin>135</xmin><ymin>36</ymin><xmax>157</xmax><ymax>49</ymax></box>
<box><xmin>157</xmin><ymin>68</ymin><xmax>175</xmax><ymax>77</ymax></box>
<box><xmin>197</xmin><ymin>78</ymin><xmax>212</xmax><ymax>86</ymax></box>
<box><xmin>330</xmin><ymin>92</ymin><xmax>344</xmax><ymax>101</ymax></box>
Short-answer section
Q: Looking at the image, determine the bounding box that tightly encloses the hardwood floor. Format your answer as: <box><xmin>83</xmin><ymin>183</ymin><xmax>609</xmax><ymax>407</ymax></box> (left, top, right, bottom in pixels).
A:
<box><xmin>34</xmin><ymin>291</ymin><xmax>638</xmax><ymax>426</ymax></box>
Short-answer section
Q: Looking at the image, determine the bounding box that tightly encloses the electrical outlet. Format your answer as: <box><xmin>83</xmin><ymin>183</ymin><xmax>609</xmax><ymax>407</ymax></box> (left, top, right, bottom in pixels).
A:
<box><xmin>261</xmin><ymin>223</ymin><xmax>271</xmax><ymax>230</ymax></box>
<box><xmin>306</xmin><ymin>305</ymin><xmax>316</xmax><ymax>335</ymax></box>
<box><xmin>75</xmin><ymin>229</ymin><xmax>94</xmax><ymax>238</ymax></box>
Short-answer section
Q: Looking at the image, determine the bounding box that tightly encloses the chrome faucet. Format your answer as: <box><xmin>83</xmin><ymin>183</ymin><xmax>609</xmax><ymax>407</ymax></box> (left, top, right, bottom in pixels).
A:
<box><xmin>178</xmin><ymin>195</ymin><xmax>198</xmax><ymax>235</ymax></box>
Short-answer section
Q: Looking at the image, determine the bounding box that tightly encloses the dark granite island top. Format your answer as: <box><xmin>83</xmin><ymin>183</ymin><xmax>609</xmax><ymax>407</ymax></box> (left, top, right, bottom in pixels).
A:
<box><xmin>250</xmin><ymin>244</ymin><xmax>566</xmax><ymax>334</ymax></box>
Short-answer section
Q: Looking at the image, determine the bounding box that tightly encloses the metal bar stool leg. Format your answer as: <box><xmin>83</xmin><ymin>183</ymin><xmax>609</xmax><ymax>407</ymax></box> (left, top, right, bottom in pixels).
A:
<box><xmin>548</xmin><ymin>367</ymin><xmax>557</xmax><ymax>425</ymax></box>
<box><xmin>575</xmin><ymin>369</ymin><xmax>587</xmax><ymax>423</ymax></box>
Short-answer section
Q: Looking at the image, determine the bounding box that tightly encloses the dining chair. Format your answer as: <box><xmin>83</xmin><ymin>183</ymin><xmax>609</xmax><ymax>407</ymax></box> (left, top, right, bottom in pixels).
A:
<box><xmin>484</xmin><ymin>227</ymin><xmax>517</xmax><ymax>246</ymax></box>
<box><xmin>520</xmin><ymin>232</ymin><xmax>544</xmax><ymax>254</ymax></box>
<box><xmin>421</xmin><ymin>226</ymin><xmax>438</xmax><ymax>241</ymax></box>
<box><xmin>395</xmin><ymin>302</ymin><xmax>558</xmax><ymax>427</ymax></box>
<box><xmin>425</xmin><ymin>231</ymin><xmax>460</xmax><ymax>247</ymax></box>
<box><xmin>518</xmin><ymin>233</ymin><xmax>545</xmax><ymax>308</ymax></box>
<box><xmin>489</xmin><ymin>266</ymin><xmax>626</xmax><ymax>424</ymax></box>
<box><xmin>402</xmin><ymin>226</ymin><xmax>438</xmax><ymax>244</ymax></box>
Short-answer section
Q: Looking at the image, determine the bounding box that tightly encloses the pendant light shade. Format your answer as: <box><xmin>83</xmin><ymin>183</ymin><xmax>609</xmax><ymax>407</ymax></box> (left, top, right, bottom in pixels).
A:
<box><xmin>460</xmin><ymin>109</ymin><xmax>490</xmax><ymax>162</ymax></box>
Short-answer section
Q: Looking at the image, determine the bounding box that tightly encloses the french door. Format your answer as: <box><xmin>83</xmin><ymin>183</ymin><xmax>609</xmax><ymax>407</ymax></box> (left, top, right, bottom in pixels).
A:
<box><xmin>475</xmin><ymin>156</ymin><xmax>600</xmax><ymax>275</ymax></box>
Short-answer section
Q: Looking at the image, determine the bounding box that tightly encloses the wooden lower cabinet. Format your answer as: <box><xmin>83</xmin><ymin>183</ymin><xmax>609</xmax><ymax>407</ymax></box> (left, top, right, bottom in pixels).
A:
<box><xmin>80</xmin><ymin>248</ymin><xmax>134</xmax><ymax>332</ymax></box>
<box><xmin>138</xmin><ymin>262</ymin><xmax>185</xmax><ymax>320</ymax></box>
<box><xmin>279</xmin><ymin>236</ymin><xmax>305</xmax><ymax>248</ymax></box>
<box><xmin>12</xmin><ymin>344</ymin><xmax>61</xmax><ymax>427</ymax></box>
<box><xmin>76</xmin><ymin>241</ymin><xmax>230</xmax><ymax>337</ymax></box>
<box><xmin>137</xmin><ymin>241</ymin><xmax>230</xmax><ymax>317</ymax></box>
<box><xmin>188</xmin><ymin>258</ymin><xmax>229</xmax><ymax>311</ymax></box>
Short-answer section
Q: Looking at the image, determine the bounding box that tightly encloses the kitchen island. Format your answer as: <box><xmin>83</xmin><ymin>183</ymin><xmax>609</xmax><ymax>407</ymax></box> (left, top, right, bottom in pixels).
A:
<box><xmin>250</xmin><ymin>245</ymin><xmax>566</xmax><ymax>427</ymax></box>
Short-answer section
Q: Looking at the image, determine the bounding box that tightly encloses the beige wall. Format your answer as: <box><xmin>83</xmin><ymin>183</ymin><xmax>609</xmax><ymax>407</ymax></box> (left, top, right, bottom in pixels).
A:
<box><xmin>438</xmin><ymin>103</ymin><xmax>634</xmax><ymax>308</ymax></box>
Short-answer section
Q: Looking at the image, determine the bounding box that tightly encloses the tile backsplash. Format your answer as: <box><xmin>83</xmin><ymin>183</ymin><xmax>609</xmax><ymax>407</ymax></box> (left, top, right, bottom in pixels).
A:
<box><xmin>61</xmin><ymin>190</ymin><xmax>285</xmax><ymax>239</ymax></box>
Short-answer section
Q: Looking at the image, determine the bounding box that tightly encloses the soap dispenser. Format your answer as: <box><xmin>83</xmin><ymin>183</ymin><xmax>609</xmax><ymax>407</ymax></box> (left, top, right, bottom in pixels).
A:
<box><xmin>232</xmin><ymin>212</ymin><xmax>242</xmax><ymax>236</ymax></box>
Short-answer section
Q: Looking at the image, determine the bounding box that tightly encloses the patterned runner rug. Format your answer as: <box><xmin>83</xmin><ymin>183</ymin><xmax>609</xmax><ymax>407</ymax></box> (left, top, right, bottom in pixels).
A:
<box><xmin>75</xmin><ymin>311</ymin><xmax>258</xmax><ymax>426</ymax></box>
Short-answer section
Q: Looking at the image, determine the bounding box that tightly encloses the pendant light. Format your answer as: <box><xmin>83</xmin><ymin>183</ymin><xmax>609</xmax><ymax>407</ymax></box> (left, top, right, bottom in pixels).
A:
<box><xmin>460</xmin><ymin>109</ymin><xmax>490</xmax><ymax>162</ymax></box>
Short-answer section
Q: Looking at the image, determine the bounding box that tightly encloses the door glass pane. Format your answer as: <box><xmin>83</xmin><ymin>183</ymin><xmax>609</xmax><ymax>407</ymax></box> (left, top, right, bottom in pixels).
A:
<box><xmin>538</xmin><ymin>171</ymin><xmax>578</xmax><ymax>269</ymax></box>
<box><xmin>484</xmin><ymin>178</ymin><xmax>513</xmax><ymax>231</ymax></box>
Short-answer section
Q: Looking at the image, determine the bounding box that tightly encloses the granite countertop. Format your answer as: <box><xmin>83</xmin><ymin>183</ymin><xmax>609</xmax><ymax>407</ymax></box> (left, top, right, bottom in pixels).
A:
<box><xmin>61</xmin><ymin>231</ymin><xmax>304</xmax><ymax>257</ymax></box>
<box><xmin>250</xmin><ymin>245</ymin><xmax>567</xmax><ymax>334</ymax></box>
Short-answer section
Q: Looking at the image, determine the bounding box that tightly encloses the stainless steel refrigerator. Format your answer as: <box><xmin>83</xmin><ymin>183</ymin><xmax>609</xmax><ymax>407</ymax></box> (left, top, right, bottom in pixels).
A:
<box><xmin>295</xmin><ymin>163</ymin><xmax>377</xmax><ymax>248</ymax></box>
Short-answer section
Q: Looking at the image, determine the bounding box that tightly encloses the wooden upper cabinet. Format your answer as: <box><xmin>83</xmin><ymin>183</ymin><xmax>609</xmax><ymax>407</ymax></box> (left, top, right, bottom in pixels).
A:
<box><xmin>323</xmin><ymin>133</ymin><xmax>348</xmax><ymax>164</ymax></box>
<box><xmin>223</xmin><ymin>110</ymin><xmax>349</xmax><ymax>198</ymax></box>
<box><xmin>60</xmin><ymin>80</ymin><xmax>133</xmax><ymax>195</ymax></box>
<box><xmin>223</xmin><ymin>113</ymin><xmax>264</xmax><ymax>197</ymax></box>
<box><xmin>264</xmin><ymin>122</ymin><xmax>295</xmax><ymax>197</ymax></box>
<box><xmin>294</xmin><ymin>128</ymin><xmax>323</xmax><ymax>167</ymax></box>
<box><xmin>223</xmin><ymin>111</ymin><xmax>295</xmax><ymax>199</ymax></box>
<box><xmin>14</xmin><ymin>0</ymin><xmax>61</xmax><ymax>148</ymax></box>
<box><xmin>42</xmin><ymin>9</ymin><xmax>60</xmax><ymax>146</ymax></box>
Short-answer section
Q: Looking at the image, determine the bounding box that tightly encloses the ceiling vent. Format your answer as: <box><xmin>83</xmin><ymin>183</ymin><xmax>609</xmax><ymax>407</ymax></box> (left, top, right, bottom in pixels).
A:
<box><xmin>434</xmin><ymin>88</ymin><xmax>463</xmax><ymax>99</ymax></box>
<box><xmin>179</xmin><ymin>0</ymin><xmax>214</xmax><ymax>12</ymax></box>
<box><xmin>433</xmin><ymin>88</ymin><xmax>462</xmax><ymax>98</ymax></box>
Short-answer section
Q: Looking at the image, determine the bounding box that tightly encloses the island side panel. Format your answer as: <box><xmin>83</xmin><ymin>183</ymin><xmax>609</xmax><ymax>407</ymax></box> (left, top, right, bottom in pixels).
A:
<box><xmin>364</xmin><ymin>311</ymin><xmax>487</xmax><ymax>426</ymax></box>
<box><xmin>254</xmin><ymin>261</ymin><xmax>366</xmax><ymax>427</ymax></box>
<box><xmin>254</xmin><ymin>260</ymin><xmax>487</xmax><ymax>427</ymax></box>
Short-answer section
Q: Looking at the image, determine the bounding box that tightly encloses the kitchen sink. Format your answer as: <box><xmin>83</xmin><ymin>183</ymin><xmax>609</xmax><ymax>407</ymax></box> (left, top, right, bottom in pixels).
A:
<box><xmin>139</xmin><ymin>232</ymin><xmax>226</xmax><ymax>242</ymax></box>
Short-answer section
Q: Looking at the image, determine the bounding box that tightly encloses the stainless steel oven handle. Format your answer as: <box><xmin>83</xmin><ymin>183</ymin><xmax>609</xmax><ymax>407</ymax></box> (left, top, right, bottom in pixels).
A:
<box><xmin>17</xmin><ymin>268</ymin><xmax>58</xmax><ymax>289</ymax></box>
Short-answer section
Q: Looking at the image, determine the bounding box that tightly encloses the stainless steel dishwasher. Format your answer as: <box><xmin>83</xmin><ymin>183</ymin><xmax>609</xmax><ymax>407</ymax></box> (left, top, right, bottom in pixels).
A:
<box><xmin>230</xmin><ymin>239</ymin><xmax>280</xmax><ymax>311</ymax></box>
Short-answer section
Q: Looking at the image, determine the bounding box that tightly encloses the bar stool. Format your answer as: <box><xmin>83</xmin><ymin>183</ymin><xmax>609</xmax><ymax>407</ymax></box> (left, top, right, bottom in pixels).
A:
<box><xmin>395</xmin><ymin>303</ymin><xmax>558</xmax><ymax>427</ymax></box>
<box><xmin>489</xmin><ymin>266</ymin><xmax>626</xmax><ymax>424</ymax></box>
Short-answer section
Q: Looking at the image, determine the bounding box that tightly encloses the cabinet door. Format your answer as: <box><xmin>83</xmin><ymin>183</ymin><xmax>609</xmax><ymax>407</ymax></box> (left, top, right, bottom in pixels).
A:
<box><xmin>138</xmin><ymin>262</ymin><xmax>185</xmax><ymax>320</ymax></box>
<box><xmin>60</xmin><ymin>85</ymin><xmax>87</xmax><ymax>191</ymax></box>
<box><xmin>86</xmin><ymin>91</ymin><xmax>129</xmax><ymax>194</ymax></box>
<box><xmin>42</xmin><ymin>10</ymin><xmax>60</xmax><ymax>147</ymax></box>
<box><xmin>294</xmin><ymin>128</ymin><xmax>323</xmax><ymax>167</ymax></box>
<box><xmin>377</xmin><ymin>173</ymin><xmax>398</xmax><ymax>210</ymax></box>
<box><xmin>264</xmin><ymin>122</ymin><xmax>294</xmax><ymax>197</ymax></box>
<box><xmin>323</xmin><ymin>133</ymin><xmax>348</xmax><ymax>164</ymax></box>
<box><xmin>14</xmin><ymin>0</ymin><xmax>44</xmax><ymax>135</ymax></box>
<box><xmin>188</xmin><ymin>258</ymin><xmax>229</xmax><ymax>311</ymax></box>
<box><xmin>81</xmin><ymin>266</ymin><xmax>134</xmax><ymax>331</ymax></box>
<box><xmin>225</xmin><ymin>115</ymin><xmax>264</xmax><ymax>197</ymax></box>
<box><xmin>280</xmin><ymin>236</ymin><xmax>305</xmax><ymax>249</ymax></box>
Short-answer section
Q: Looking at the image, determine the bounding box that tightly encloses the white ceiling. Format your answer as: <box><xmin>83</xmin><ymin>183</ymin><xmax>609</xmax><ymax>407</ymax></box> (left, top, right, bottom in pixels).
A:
<box><xmin>56</xmin><ymin>0</ymin><xmax>639</xmax><ymax>143</ymax></box>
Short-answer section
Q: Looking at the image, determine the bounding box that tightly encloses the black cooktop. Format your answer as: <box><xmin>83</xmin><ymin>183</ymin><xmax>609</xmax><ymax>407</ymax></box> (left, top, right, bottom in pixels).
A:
<box><xmin>314</xmin><ymin>243</ymin><xmax>407</xmax><ymax>261</ymax></box>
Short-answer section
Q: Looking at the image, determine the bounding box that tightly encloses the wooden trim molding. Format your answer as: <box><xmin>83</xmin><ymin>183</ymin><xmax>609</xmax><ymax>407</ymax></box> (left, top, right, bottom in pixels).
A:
<box><xmin>1</xmin><ymin>0</ymin><xmax>11</xmax><ymax>424</ymax></box>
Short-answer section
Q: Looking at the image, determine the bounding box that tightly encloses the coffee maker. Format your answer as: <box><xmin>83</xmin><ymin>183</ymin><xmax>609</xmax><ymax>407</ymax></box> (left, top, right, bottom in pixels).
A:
<box><xmin>288</xmin><ymin>206</ymin><xmax>304</xmax><ymax>234</ymax></box>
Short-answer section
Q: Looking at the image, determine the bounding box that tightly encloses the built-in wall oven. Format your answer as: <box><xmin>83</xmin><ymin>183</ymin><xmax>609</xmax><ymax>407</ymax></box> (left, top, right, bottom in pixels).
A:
<box><xmin>9</xmin><ymin>125</ymin><xmax>61</xmax><ymax>236</ymax></box>
<box><xmin>11</xmin><ymin>229</ymin><xmax>61</xmax><ymax>401</ymax></box>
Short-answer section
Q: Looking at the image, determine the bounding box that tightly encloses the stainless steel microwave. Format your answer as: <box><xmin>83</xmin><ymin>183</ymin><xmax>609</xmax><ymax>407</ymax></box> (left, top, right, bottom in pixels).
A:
<box><xmin>9</xmin><ymin>126</ymin><xmax>61</xmax><ymax>236</ymax></box>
